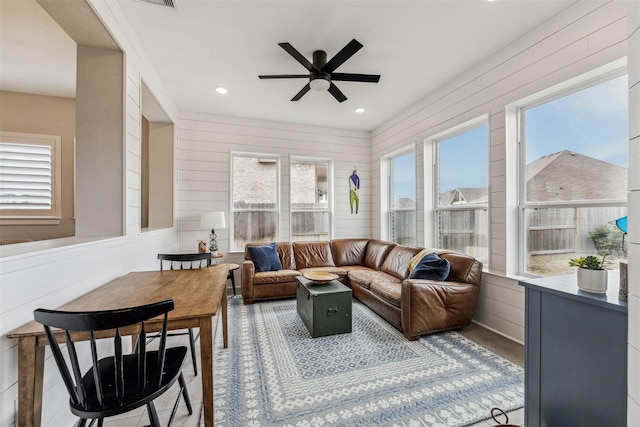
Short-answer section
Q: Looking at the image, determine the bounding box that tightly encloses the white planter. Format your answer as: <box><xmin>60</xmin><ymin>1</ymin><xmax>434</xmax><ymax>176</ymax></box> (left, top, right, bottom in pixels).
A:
<box><xmin>577</xmin><ymin>268</ymin><xmax>608</xmax><ymax>294</ymax></box>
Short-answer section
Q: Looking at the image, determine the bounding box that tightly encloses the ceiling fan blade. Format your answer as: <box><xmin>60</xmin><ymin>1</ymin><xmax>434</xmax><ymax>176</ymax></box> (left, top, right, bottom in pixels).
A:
<box><xmin>328</xmin><ymin>83</ymin><xmax>347</xmax><ymax>103</ymax></box>
<box><xmin>278</xmin><ymin>42</ymin><xmax>317</xmax><ymax>72</ymax></box>
<box><xmin>291</xmin><ymin>83</ymin><xmax>311</xmax><ymax>101</ymax></box>
<box><xmin>323</xmin><ymin>39</ymin><xmax>363</xmax><ymax>73</ymax></box>
<box><xmin>259</xmin><ymin>74</ymin><xmax>310</xmax><ymax>79</ymax></box>
<box><xmin>331</xmin><ymin>73</ymin><xmax>380</xmax><ymax>83</ymax></box>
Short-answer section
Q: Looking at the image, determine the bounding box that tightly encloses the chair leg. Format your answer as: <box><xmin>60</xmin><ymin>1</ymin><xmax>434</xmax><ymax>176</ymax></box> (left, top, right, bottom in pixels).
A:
<box><xmin>179</xmin><ymin>372</ymin><xmax>193</xmax><ymax>415</ymax></box>
<box><xmin>147</xmin><ymin>401</ymin><xmax>161</xmax><ymax>427</ymax></box>
<box><xmin>188</xmin><ymin>328</ymin><xmax>198</xmax><ymax>376</ymax></box>
<box><xmin>228</xmin><ymin>271</ymin><xmax>236</xmax><ymax>295</ymax></box>
<box><xmin>76</xmin><ymin>419</ymin><xmax>88</xmax><ymax>427</ymax></box>
<box><xmin>168</xmin><ymin>372</ymin><xmax>193</xmax><ymax>427</ymax></box>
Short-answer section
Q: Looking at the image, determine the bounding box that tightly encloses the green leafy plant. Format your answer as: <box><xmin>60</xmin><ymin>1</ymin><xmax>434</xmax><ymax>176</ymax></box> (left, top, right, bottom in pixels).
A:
<box><xmin>568</xmin><ymin>252</ymin><xmax>610</xmax><ymax>270</ymax></box>
<box><xmin>210</xmin><ymin>242</ymin><xmax>218</xmax><ymax>252</ymax></box>
<box><xmin>589</xmin><ymin>225</ymin><xmax>625</xmax><ymax>255</ymax></box>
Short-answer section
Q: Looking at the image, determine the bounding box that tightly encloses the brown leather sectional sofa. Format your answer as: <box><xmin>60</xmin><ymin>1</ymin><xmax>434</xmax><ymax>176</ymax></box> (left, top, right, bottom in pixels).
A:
<box><xmin>241</xmin><ymin>239</ymin><xmax>483</xmax><ymax>340</ymax></box>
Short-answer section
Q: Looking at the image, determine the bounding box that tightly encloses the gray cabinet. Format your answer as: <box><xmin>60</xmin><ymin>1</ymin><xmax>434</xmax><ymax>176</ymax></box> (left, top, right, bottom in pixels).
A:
<box><xmin>520</xmin><ymin>271</ymin><xmax>628</xmax><ymax>427</ymax></box>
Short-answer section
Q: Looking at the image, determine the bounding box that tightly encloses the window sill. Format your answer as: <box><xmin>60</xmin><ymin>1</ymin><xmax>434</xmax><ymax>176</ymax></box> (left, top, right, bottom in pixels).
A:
<box><xmin>0</xmin><ymin>216</ymin><xmax>62</xmax><ymax>225</ymax></box>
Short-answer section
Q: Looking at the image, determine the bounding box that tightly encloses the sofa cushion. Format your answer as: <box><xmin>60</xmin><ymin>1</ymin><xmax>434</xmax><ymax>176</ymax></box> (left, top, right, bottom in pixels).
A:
<box><xmin>381</xmin><ymin>245</ymin><xmax>423</xmax><ymax>280</ymax></box>
<box><xmin>293</xmin><ymin>241</ymin><xmax>335</xmax><ymax>269</ymax></box>
<box><xmin>247</xmin><ymin>243</ymin><xmax>283</xmax><ymax>272</ymax></box>
<box><xmin>369</xmin><ymin>279</ymin><xmax>402</xmax><ymax>308</ymax></box>
<box><xmin>245</xmin><ymin>242</ymin><xmax>296</xmax><ymax>270</ymax></box>
<box><xmin>410</xmin><ymin>252</ymin><xmax>450</xmax><ymax>280</ymax></box>
<box><xmin>253</xmin><ymin>269</ymin><xmax>300</xmax><ymax>285</ymax></box>
<box><xmin>276</xmin><ymin>242</ymin><xmax>297</xmax><ymax>270</ymax></box>
<box><xmin>330</xmin><ymin>239</ymin><xmax>369</xmax><ymax>266</ymax></box>
<box><xmin>349</xmin><ymin>269</ymin><xmax>399</xmax><ymax>290</ymax></box>
<box><xmin>439</xmin><ymin>253</ymin><xmax>483</xmax><ymax>285</ymax></box>
<box><xmin>363</xmin><ymin>240</ymin><xmax>396</xmax><ymax>270</ymax></box>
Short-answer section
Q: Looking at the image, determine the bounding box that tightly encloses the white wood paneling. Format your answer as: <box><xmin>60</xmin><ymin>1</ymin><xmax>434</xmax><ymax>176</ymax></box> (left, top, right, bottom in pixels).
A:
<box><xmin>0</xmin><ymin>1</ymin><xmax>181</xmax><ymax>425</ymax></box>
<box><xmin>176</xmin><ymin>112</ymin><xmax>372</xmax><ymax>254</ymax></box>
<box><xmin>371</xmin><ymin>0</ymin><xmax>628</xmax><ymax>342</ymax></box>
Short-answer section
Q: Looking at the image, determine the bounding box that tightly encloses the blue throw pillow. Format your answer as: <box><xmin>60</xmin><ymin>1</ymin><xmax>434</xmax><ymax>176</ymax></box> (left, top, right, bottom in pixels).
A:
<box><xmin>409</xmin><ymin>252</ymin><xmax>450</xmax><ymax>281</ymax></box>
<box><xmin>247</xmin><ymin>243</ymin><xmax>283</xmax><ymax>273</ymax></box>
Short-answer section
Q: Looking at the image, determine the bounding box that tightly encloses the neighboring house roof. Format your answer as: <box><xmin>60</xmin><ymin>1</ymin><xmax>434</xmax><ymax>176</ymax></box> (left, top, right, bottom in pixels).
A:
<box><xmin>438</xmin><ymin>150</ymin><xmax>626</xmax><ymax>205</ymax></box>
<box><xmin>526</xmin><ymin>150</ymin><xmax>627</xmax><ymax>201</ymax></box>
<box><xmin>439</xmin><ymin>187</ymin><xmax>488</xmax><ymax>206</ymax></box>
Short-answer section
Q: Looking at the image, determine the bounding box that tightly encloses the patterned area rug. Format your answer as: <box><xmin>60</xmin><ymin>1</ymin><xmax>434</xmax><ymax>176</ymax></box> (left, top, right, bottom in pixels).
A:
<box><xmin>211</xmin><ymin>297</ymin><xmax>523</xmax><ymax>427</ymax></box>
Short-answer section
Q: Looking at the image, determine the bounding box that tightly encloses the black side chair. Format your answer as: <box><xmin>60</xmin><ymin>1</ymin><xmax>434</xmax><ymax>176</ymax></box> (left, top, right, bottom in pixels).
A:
<box><xmin>33</xmin><ymin>299</ymin><xmax>192</xmax><ymax>427</ymax></box>
<box><xmin>157</xmin><ymin>252</ymin><xmax>212</xmax><ymax>376</ymax></box>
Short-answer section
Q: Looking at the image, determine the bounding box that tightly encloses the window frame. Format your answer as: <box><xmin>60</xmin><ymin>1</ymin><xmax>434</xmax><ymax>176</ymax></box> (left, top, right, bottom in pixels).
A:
<box><xmin>432</xmin><ymin>120</ymin><xmax>489</xmax><ymax>261</ymax></box>
<box><xmin>387</xmin><ymin>149</ymin><xmax>417</xmax><ymax>246</ymax></box>
<box><xmin>0</xmin><ymin>131</ymin><xmax>62</xmax><ymax>225</ymax></box>
<box><xmin>289</xmin><ymin>156</ymin><xmax>333</xmax><ymax>242</ymax></box>
<box><xmin>230</xmin><ymin>152</ymin><xmax>280</xmax><ymax>252</ymax></box>
<box><xmin>517</xmin><ymin>69</ymin><xmax>628</xmax><ymax>275</ymax></box>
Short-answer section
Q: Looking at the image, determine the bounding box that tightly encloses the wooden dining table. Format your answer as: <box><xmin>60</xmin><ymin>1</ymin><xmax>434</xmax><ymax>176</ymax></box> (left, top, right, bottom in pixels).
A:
<box><xmin>7</xmin><ymin>264</ymin><xmax>229</xmax><ymax>427</ymax></box>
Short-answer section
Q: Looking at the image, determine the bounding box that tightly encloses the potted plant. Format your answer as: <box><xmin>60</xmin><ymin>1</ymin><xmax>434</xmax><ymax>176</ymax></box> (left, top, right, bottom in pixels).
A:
<box><xmin>568</xmin><ymin>252</ymin><xmax>610</xmax><ymax>294</ymax></box>
<box><xmin>210</xmin><ymin>242</ymin><xmax>218</xmax><ymax>256</ymax></box>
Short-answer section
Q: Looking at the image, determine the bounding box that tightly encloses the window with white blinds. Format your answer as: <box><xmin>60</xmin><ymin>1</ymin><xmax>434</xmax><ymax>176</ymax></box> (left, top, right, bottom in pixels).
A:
<box><xmin>0</xmin><ymin>131</ymin><xmax>61</xmax><ymax>222</ymax></box>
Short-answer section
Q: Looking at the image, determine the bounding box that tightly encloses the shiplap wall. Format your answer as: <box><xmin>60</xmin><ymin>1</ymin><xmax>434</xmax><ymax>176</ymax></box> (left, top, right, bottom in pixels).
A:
<box><xmin>0</xmin><ymin>61</ymin><xmax>177</xmax><ymax>427</ymax></box>
<box><xmin>371</xmin><ymin>0</ymin><xmax>628</xmax><ymax>343</ymax></box>
<box><xmin>627</xmin><ymin>1</ymin><xmax>640</xmax><ymax>422</ymax></box>
<box><xmin>175</xmin><ymin>112</ymin><xmax>372</xmax><ymax>265</ymax></box>
<box><xmin>0</xmin><ymin>1</ymin><xmax>181</xmax><ymax>425</ymax></box>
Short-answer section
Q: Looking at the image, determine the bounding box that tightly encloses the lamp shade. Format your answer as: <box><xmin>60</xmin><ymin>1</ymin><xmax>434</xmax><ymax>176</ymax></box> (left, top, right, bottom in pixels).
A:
<box><xmin>200</xmin><ymin>211</ymin><xmax>226</xmax><ymax>229</ymax></box>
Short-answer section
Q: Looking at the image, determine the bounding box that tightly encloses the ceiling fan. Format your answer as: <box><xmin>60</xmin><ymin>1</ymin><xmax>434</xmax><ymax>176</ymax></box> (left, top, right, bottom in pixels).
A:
<box><xmin>259</xmin><ymin>39</ymin><xmax>380</xmax><ymax>103</ymax></box>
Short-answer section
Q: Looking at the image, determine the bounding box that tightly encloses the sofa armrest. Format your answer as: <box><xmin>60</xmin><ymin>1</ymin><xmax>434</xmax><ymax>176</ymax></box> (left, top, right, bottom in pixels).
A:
<box><xmin>400</xmin><ymin>279</ymin><xmax>480</xmax><ymax>340</ymax></box>
<box><xmin>241</xmin><ymin>260</ymin><xmax>256</xmax><ymax>304</ymax></box>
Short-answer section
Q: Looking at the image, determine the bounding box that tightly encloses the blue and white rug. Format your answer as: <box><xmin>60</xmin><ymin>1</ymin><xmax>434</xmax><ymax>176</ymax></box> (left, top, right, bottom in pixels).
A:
<box><xmin>212</xmin><ymin>298</ymin><xmax>523</xmax><ymax>426</ymax></box>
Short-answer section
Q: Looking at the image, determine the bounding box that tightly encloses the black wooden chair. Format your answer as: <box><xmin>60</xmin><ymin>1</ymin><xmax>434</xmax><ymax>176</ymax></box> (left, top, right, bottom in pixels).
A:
<box><xmin>33</xmin><ymin>299</ymin><xmax>192</xmax><ymax>427</ymax></box>
<box><xmin>156</xmin><ymin>252</ymin><xmax>212</xmax><ymax>375</ymax></box>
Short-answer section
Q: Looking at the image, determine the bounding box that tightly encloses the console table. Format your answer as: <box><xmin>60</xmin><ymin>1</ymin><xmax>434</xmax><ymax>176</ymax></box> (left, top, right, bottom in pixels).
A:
<box><xmin>519</xmin><ymin>270</ymin><xmax>627</xmax><ymax>427</ymax></box>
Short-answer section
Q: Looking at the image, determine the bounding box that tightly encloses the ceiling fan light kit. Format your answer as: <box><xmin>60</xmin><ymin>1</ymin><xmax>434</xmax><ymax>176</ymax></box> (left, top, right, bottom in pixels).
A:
<box><xmin>310</xmin><ymin>74</ymin><xmax>330</xmax><ymax>92</ymax></box>
<box><xmin>259</xmin><ymin>39</ymin><xmax>380</xmax><ymax>103</ymax></box>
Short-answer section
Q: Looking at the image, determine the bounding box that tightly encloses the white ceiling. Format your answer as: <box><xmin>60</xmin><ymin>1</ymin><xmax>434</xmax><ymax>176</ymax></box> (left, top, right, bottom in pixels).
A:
<box><xmin>1</xmin><ymin>0</ymin><xmax>578</xmax><ymax>131</ymax></box>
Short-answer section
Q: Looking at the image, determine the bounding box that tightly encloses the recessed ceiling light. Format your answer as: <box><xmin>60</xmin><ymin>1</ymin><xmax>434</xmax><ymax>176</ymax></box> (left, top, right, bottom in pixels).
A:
<box><xmin>355</xmin><ymin>108</ymin><xmax>365</xmax><ymax>114</ymax></box>
<box><xmin>215</xmin><ymin>87</ymin><xmax>228</xmax><ymax>95</ymax></box>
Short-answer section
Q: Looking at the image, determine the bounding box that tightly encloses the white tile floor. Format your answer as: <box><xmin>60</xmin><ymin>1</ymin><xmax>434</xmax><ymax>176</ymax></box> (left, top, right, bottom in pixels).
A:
<box><xmin>98</xmin><ymin>310</ymin><xmax>524</xmax><ymax>427</ymax></box>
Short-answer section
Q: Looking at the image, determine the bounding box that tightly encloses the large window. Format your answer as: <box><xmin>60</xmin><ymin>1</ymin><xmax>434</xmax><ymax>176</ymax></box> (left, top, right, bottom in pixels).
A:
<box><xmin>231</xmin><ymin>154</ymin><xmax>279</xmax><ymax>251</ymax></box>
<box><xmin>0</xmin><ymin>131</ymin><xmax>61</xmax><ymax>224</ymax></box>
<box><xmin>290</xmin><ymin>158</ymin><xmax>331</xmax><ymax>242</ymax></box>
<box><xmin>389</xmin><ymin>151</ymin><xmax>416</xmax><ymax>246</ymax></box>
<box><xmin>435</xmin><ymin>123</ymin><xmax>488</xmax><ymax>263</ymax></box>
<box><xmin>520</xmin><ymin>73</ymin><xmax>628</xmax><ymax>276</ymax></box>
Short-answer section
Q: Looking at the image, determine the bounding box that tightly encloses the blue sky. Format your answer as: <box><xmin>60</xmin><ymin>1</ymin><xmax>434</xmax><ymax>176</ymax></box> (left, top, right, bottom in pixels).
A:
<box><xmin>439</xmin><ymin>125</ymin><xmax>489</xmax><ymax>192</ymax></box>
<box><xmin>525</xmin><ymin>74</ymin><xmax>628</xmax><ymax>167</ymax></box>
<box><xmin>392</xmin><ymin>151</ymin><xmax>416</xmax><ymax>203</ymax></box>
<box><xmin>394</xmin><ymin>74</ymin><xmax>628</xmax><ymax>200</ymax></box>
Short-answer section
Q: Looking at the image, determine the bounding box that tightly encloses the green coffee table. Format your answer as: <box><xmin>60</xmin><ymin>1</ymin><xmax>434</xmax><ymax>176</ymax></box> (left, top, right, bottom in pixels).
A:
<box><xmin>296</xmin><ymin>276</ymin><xmax>352</xmax><ymax>338</ymax></box>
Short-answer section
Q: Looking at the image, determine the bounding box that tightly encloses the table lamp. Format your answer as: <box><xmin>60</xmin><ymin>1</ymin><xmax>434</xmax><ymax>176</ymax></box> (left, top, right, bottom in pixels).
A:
<box><xmin>200</xmin><ymin>211</ymin><xmax>226</xmax><ymax>253</ymax></box>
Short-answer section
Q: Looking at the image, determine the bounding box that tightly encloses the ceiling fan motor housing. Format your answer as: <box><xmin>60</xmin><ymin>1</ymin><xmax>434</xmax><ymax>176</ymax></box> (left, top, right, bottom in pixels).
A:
<box><xmin>313</xmin><ymin>50</ymin><xmax>327</xmax><ymax>68</ymax></box>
